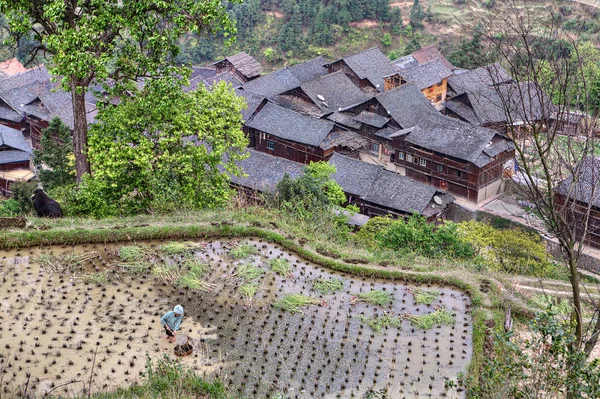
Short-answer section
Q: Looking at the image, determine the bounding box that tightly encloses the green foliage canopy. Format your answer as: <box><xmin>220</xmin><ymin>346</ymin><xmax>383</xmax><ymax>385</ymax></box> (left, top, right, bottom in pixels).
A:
<box><xmin>33</xmin><ymin>117</ymin><xmax>75</xmax><ymax>191</ymax></box>
<box><xmin>77</xmin><ymin>76</ymin><xmax>248</xmax><ymax>217</ymax></box>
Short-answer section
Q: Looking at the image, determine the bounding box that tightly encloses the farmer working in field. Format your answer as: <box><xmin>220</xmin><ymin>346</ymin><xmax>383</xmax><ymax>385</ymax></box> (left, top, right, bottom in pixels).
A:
<box><xmin>161</xmin><ymin>305</ymin><xmax>184</xmax><ymax>342</ymax></box>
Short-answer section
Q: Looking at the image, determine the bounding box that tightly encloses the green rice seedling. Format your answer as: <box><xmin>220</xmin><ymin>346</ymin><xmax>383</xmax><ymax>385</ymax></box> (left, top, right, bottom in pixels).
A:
<box><xmin>406</xmin><ymin>308</ymin><xmax>455</xmax><ymax>329</ymax></box>
<box><xmin>229</xmin><ymin>243</ymin><xmax>258</xmax><ymax>259</ymax></box>
<box><xmin>185</xmin><ymin>258</ymin><xmax>209</xmax><ymax>278</ymax></box>
<box><xmin>358</xmin><ymin>314</ymin><xmax>402</xmax><ymax>333</ymax></box>
<box><xmin>235</xmin><ymin>264</ymin><xmax>264</xmax><ymax>281</ymax></box>
<box><xmin>118</xmin><ymin>245</ymin><xmax>146</xmax><ymax>262</ymax></box>
<box><xmin>413</xmin><ymin>288</ymin><xmax>440</xmax><ymax>305</ymax></box>
<box><xmin>151</xmin><ymin>264</ymin><xmax>181</xmax><ymax>285</ymax></box>
<box><xmin>159</xmin><ymin>241</ymin><xmax>199</xmax><ymax>255</ymax></box>
<box><xmin>312</xmin><ymin>278</ymin><xmax>344</xmax><ymax>294</ymax></box>
<box><xmin>176</xmin><ymin>274</ymin><xmax>213</xmax><ymax>291</ymax></box>
<box><xmin>273</xmin><ymin>294</ymin><xmax>320</xmax><ymax>313</ymax></box>
<box><xmin>269</xmin><ymin>258</ymin><xmax>291</xmax><ymax>276</ymax></box>
<box><xmin>118</xmin><ymin>261</ymin><xmax>149</xmax><ymax>274</ymax></box>
<box><xmin>355</xmin><ymin>290</ymin><xmax>394</xmax><ymax>306</ymax></box>
<box><xmin>238</xmin><ymin>282</ymin><xmax>260</xmax><ymax>305</ymax></box>
<box><xmin>85</xmin><ymin>271</ymin><xmax>109</xmax><ymax>284</ymax></box>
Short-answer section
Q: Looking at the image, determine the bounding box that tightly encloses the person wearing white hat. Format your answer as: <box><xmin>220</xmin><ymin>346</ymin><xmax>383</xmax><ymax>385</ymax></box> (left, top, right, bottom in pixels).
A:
<box><xmin>160</xmin><ymin>305</ymin><xmax>184</xmax><ymax>343</ymax></box>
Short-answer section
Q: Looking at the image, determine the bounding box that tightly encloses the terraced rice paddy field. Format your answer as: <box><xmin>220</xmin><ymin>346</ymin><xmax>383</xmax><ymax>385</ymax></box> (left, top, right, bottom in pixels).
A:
<box><xmin>1</xmin><ymin>239</ymin><xmax>472</xmax><ymax>398</ymax></box>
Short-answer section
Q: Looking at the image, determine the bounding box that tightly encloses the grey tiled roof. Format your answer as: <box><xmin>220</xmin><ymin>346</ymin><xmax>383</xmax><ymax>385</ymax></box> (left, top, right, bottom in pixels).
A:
<box><xmin>353</xmin><ymin>110</ymin><xmax>389</xmax><ymax>128</ymax></box>
<box><xmin>329</xmin><ymin>153</ymin><xmax>381</xmax><ymax>197</ymax></box>
<box><xmin>404</xmin><ymin>114</ymin><xmax>504</xmax><ymax>165</ymax></box>
<box><xmin>300</xmin><ymin>71</ymin><xmax>372</xmax><ymax>114</ymax></box>
<box><xmin>444</xmin><ymin>99</ymin><xmax>480</xmax><ymax>124</ymax></box>
<box><xmin>241</xmin><ymin>68</ymin><xmax>301</xmax><ymax>99</ymax></box>
<box><xmin>216</xmin><ymin>52</ymin><xmax>263</xmax><ymax>80</ymax></box>
<box><xmin>375</xmin><ymin>126</ymin><xmax>398</xmax><ymax>140</ymax></box>
<box><xmin>447</xmin><ymin>63</ymin><xmax>512</xmax><ymax>95</ymax></box>
<box><xmin>0</xmin><ymin>150</ymin><xmax>31</xmax><ymax>165</ymax></box>
<box><xmin>0</xmin><ymin>124</ymin><xmax>31</xmax><ymax>153</ymax></box>
<box><xmin>245</xmin><ymin>102</ymin><xmax>334</xmax><ymax>146</ymax></box>
<box><xmin>363</xmin><ymin>169</ymin><xmax>438</xmax><ymax>214</ymax></box>
<box><xmin>397</xmin><ymin>58</ymin><xmax>452</xmax><ymax>90</ymax></box>
<box><xmin>234</xmin><ymin>88</ymin><xmax>265</xmax><ymax>122</ymax></box>
<box><xmin>411</xmin><ymin>45</ymin><xmax>454</xmax><ymax>70</ymax></box>
<box><xmin>342</xmin><ymin>47</ymin><xmax>397</xmax><ymax>82</ymax></box>
<box><xmin>375</xmin><ymin>84</ymin><xmax>438</xmax><ymax>128</ymax></box>
<box><xmin>229</xmin><ymin>149</ymin><xmax>303</xmax><ymax>192</ymax></box>
<box><xmin>329</xmin><ymin>152</ymin><xmax>443</xmax><ymax>214</ymax></box>
<box><xmin>327</xmin><ymin>112</ymin><xmax>362</xmax><ymax>129</ymax></box>
<box><xmin>394</xmin><ymin>55</ymin><xmax>418</xmax><ymax>70</ymax></box>
<box><xmin>288</xmin><ymin>56</ymin><xmax>328</xmax><ymax>84</ymax></box>
<box><xmin>556</xmin><ymin>157</ymin><xmax>600</xmax><ymax>208</ymax></box>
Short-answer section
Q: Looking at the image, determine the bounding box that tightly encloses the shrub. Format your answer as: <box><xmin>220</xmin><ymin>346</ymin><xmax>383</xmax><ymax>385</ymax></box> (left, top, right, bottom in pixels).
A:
<box><xmin>11</xmin><ymin>180</ymin><xmax>37</xmax><ymax>214</ymax></box>
<box><xmin>356</xmin><ymin>216</ymin><xmax>395</xmax><ymax>249</ymax></box>
<box><xmin>0</xmin><ymin>198</ymin><xmax>20</xmax><ymax>216</ymax></box>
<box><xmin>381</xmin><ymin>32</ymin><xmax>392</xmax><ymax>47</ymax></box>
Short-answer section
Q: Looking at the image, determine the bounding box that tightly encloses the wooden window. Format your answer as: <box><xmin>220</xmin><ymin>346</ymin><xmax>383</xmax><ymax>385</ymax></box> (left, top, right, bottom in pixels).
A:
<box><xmin>413</xmin><ymin>156</ymin><xmax>419</xmax><ymax>164</ymax></box>
<box><xmin>406</xmin><ymin>154</ymin><xmax>413</xmax><ymax>163</ymax></box>
<box><xmin>436</xmin><ymin>94</ymin><xmax>442</xmax><ymax>102</ymax></box>
<box><xmin>480</xmin><ymin>172</ymin><xmax>487</xmax><ymax>184</ymax></box>
<box><xmin>398</xmin><ymin>152</ymin><xmax>405</xmax><ymax>160</ymax></box>
<box><xmin>455</xmin><ymin>169</ymin><xmax>462</xmax><ymax>178</ymax></box>
<box><xmin>419</xmin><ymin>158</ymin><xmax>427</xmax><ymax>167</ymax></box>
<box><xmin>267</xmin><ymin>140</ymin><xmax>275</xmax><ymax>150</ymax></box>
<box><xmin>437</xmin><ymin>164</ymin><xmax>443</xmax><ymax>172</ymax></box>
<box><xmin>372</xmin><ymin>143</ymin><xmax>380</xmax><ymax>153</ymax></box>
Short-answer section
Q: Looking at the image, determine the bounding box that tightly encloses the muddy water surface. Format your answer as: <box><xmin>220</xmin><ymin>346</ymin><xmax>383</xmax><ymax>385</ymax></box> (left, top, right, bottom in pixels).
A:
<box><xmin>0</xmin><ymin>239</ymin><xmax>472</xmax><ymax>398</ymax></box>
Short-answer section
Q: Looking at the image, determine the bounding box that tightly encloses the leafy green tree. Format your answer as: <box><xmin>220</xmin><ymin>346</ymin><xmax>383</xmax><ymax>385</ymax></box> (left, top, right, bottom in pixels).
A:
<box><xmin>409</xmin><ymin>0</ymin><xmax>425</xmax><ymax>29</ymax></box>
<box><xmin>404</xmin><ymin>32</ymin><xmax>422</xmax><ymax>55</ymax></box>
<box><xmin>278</xmin><ymin>5</ymin><xmax>305</xmax><ymax>53</ymax></box>
<box><xmin>33</xmin><ymin>117</ymin><xmax>75</xmax><ymax>191</ymax></box>
<box><xmin>81</xmin><ymin>75</ymin><xmax>248</xmax><ymax>216</ymax></box>
<box><xmin>0</xmin><ymin>0</ymin><xmax>239</xmax><ymax>181</ymax></box>
<box><xmin>381</xmin><ymin>33</ymin><xmax>392</xmax><ymax>47</ymax></box>
<box><xmin>447</xmin><ymin>24</ymin><xmax>492</xmax><ymax>69</ymax></box>
<box><xmin>390</xmin><ymin>8</ymin><xmax>404</xmax><ymax>35</ymax></box>
<box><xmin>275</xmin><ymin>162</ymin><xmax>346</xmax><ymax>221</ymax></box>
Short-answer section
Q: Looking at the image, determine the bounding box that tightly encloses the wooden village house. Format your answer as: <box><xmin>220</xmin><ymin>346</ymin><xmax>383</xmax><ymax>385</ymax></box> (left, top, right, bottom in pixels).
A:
<box><xmin>0</xmin><ymin>125</ymin><xmax>35</xmax><ymax>196</ymax></box>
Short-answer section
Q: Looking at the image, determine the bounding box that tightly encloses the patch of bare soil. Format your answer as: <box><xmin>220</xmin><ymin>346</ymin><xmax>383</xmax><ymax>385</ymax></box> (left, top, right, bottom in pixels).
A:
<box><xmin>265</xmin><ymin>11</ymin><xmax>284</xmax><ymax>18</ymax></box>
<box><xmin>349</xmin><ymin>19</ymin><xmax>380</xmax><ymax>28</ymax></box>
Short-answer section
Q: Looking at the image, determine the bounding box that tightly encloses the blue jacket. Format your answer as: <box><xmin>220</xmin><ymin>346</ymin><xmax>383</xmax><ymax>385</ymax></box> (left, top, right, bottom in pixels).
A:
<box><xmin>160</xmin><ymin>311</ymin><xmax>183</xmax><ymax>331</ymax></box>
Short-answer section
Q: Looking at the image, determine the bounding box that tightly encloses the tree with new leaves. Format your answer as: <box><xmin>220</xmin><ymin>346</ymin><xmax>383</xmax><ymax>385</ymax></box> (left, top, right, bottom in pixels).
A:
<box><xmin>0</xmin><ymin>0</ymin><xmax>239</xmax><ymax>181</ymax></box>
<box><xmin>82</xmin><ymin>75</ymin><xmax>248</xmax><ymax>216</ymax></box>
<box><xmin>480</xmin><ymin>0</ymin><xmax>600</xmax><ymax>365</ymax></box>
<box><xmin>33</xmin><ymin>117</ymin><xmax>75</xmax><ymax>191</ymax></box>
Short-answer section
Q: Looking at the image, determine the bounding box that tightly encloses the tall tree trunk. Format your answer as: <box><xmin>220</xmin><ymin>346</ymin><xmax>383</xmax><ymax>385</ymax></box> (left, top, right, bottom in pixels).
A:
<box><xmin>567</xmin><ymin>252</ymin><xmax>583</xmax><ymax>349</ymax></box>
<box><xmin>70</xmin><ymin>81</ymin><xmax>91</xmax><ymax>181</ymax></box>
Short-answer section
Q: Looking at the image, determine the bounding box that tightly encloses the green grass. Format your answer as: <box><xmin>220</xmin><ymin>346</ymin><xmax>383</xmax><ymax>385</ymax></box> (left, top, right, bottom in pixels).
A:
<box><xmin>235</xmin><ymin>264</ymin><xmax>264</xmax><ymax>281</ymax></box>
<box><xmin>176</xmin><ymin>274</ymin><xmax>212</xmax><ymax>291</ymax></box>
<box><xmin>159</xmin><ymin>241</ymin><xmax>198</xmax><ymax>255</ymax></box>
<box><xmin>358</xmin><ymin>314</ymin><xmax>402</xmax><ymax>333</ymax></box>
<box><xmin>151</xmin><ymin>263</ymin><xmax>181</xmax><ymax>285</ymax></box>
<box><xmin>407</xmin><ymin>309</ymin><xmax>455</xmax><ymax>330</ymax></box>
<box><xmin>268</xmin><ymin>258</ymin><xmax>291</xmax><ymax>276</ymax></box>
<box><xmin>530</xmin><ymin>294</ymin><xmax>572</xmax><ymax>316</ymax></box>
<box><xmin>185</xmin><ymin>258</ymin><xmax>209</xmax><ymax>278</ymax></box>
<box><xmin>273</xmin><ymin>294</ymin><xmax>320</xmax><ymax>313</ymax></box>
<box><xmin>413</xmin><ymin>288</ymin><xmax>441</xmax><ymax>305</ymax></box>
<box><xmin>118</xmin><ymin>261</ymin><xmax>150</xmax><ymax>274</ymax></box>
<box><xmin>229</xmin><ymin>243</ymin><xmax>258</xmax><ymax>259</ymax></box>
<box><xmin>119</xmin><ymin>245</ymin><xmax>147</xmax><ymax>262</ymax></box>
<box><xmin>85</xmin><ymin>271</ymin><xmax>109</xmax><ymax>284</ymax></box>
<box><xmin>312</xmin><ymin>278</ymin><xmax>344</xmax><ymax>294</ymax></box>
<box><xmin>356</xmin><ymin>290</ymin><xmax>394</xmax><ymax>307</ymax></box>
<box><xmin>85</xmin><ymin>355</ymin><xmax>230</xmax><ymax>399</ymax></box>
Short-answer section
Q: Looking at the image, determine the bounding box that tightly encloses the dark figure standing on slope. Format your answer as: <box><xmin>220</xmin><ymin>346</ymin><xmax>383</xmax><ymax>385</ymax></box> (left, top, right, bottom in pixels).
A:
<box><xmin>161</xmin><ymin>305</ymin><xmax>184</xmax><ymax>343</ymax></box>
<box><xmin>31</xmin><ymin>189</ymin><xmax>63</xmax><ymax>218</ymax></box>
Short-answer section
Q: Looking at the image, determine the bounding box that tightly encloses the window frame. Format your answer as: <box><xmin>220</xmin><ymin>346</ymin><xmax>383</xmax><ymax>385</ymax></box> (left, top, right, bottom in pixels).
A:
<box><xmin>266</xmin><ymin>140</ymin><xmax>275</xmax><ymax>151</ymax></box>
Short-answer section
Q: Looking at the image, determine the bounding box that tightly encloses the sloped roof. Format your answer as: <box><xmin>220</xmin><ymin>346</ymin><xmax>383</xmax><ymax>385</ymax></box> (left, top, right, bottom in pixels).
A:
<box><xmin>0</xmin><ymin>150</ymin><xmax>31</xmax><ymax>165</ymax></box>
<box><xmin>447</xmin><ymin>63</ymin><xmax>513</xmax><ymax>95</ymax></box>
<box><xmin>245</xmin><ymin>102</ymin><xmax>334</xmax><ymax>146</ymax></box>
<box><xmin>375</xmin><ymin>84</ymin><xmax>438</xmax><ymax>128</ymax></box>
<box><xmin>329</xmin><ymin>152</ymin><xmax>443</xmax><ymax>214</ymax></box>
<box><xmin>0</xmin><ymin>58</ymin><xmax>29</xmax><ymax>77</ymax></box>
<box><xmin>300</xmin><ymin>71</ymin><xmax>372</xmax><ymax>114</ymax></box>
<box><xmin>556</xmin><ymin>157</ymin><xmax>600</xmax><ymax>208</ymax></box>
<box><xmin>234</xmin><ymin>88</ymin><xmax>265</xmax><ymax>122</ymax></box>
<box><xmin>397</xmin><ymin>58</ymin><xmax>452</xmax><ymax>90</ymax></box>
<box><xmin>229</xmin><ymin>149</ymin><xmax>303</xmax><ymax>193</ymax></box>
<box><xmin>215</xmin><ymin>52</ymin><xmax>263</xmax><ymax>80</ymax></box>
<box><xmin>444</xmin><ymin>98</ymin><xmax>480</xmax><ymax>124</ymax></box>
<box><xmin>404</xmin><ymin>114</ymin><xmax>507</xmax><ymax>165</ymax></box>
<box><xmin>411</xmin><ymin>45</ymin><xmax>454</xmax><ymax>70</ymax></box>
<box><xmin>241</xmin><ymin>68</ymin><xmax>301</xmax><ymax>99</ymax></box>
<box><xmin>0</xmin><ymin>124</ymin><xmax>31</xmax><ymax>153</ymax></box>
<box><xmin>288</xmin><ymin>56</ymin><xmax>328</xmax><ymax>84</ymax></box>
<box><xmin>340</xmin><ymin>47</ymin><xmax>397</xmax><ymax>91</ymax></box>
<box><xmin>353</xmin><ymin>110</ymin><xmax>389</xmax><ymax>128</ymax></box>
<box><xmin>327</xmin><ymin>112</ymin><xmax>362</xmax><ymax>129</ymax></box>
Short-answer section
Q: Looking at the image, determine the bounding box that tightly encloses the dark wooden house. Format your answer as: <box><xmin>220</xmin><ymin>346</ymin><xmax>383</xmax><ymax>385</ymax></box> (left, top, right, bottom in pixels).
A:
<box><xmin>390</xmin><ymin>114</ymin><xmax>515</xmax><ymax>203</ymax></box>
<box><xmin>555</xmin><ymin>157</ymin><xmax>600</xmax><ymax>249</ymax></box>
<box><xmin>212</xmin><ymin>52</ymin><xmax>262</xmax><ymax>84</ymax></box>
<box><xmin>0</xmin><ymin>125</ymin><xmax>35</xmax><ymax>196</ymax></box>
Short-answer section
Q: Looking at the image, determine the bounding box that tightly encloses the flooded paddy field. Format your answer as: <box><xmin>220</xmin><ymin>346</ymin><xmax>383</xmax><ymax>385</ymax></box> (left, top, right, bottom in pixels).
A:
<box><xmin>0</xmin><ymin>239</ymin><xmax>472</xmax><ymax>398</ymax></box>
